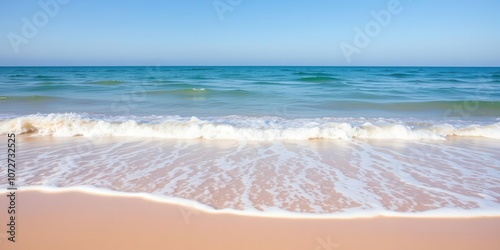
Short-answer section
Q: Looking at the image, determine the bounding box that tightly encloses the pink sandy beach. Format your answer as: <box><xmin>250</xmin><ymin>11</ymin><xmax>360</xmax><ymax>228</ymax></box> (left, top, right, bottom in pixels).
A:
<box><xmin>0</xmin><ymin>190</ymin><xmax>499</xmax><ymax>250</ymax></box>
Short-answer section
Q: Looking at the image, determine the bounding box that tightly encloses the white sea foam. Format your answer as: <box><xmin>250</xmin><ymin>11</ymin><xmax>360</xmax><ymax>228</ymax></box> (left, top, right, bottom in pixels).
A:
<box><xmin>1</xmin><ymin>135</ymin><xmax>499</xmax><ymax>218</ymax></box>
<box><xmin>0</xmin><ymin>113</ymin><xmax>499</xmax><ymax>140</ymax></box>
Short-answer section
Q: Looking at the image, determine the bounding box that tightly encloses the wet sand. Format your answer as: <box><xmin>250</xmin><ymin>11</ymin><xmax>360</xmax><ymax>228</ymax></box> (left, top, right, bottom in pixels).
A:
<box><xmin>0</xmin><ymin>190</ymin><xmax>499</xmax><ymax>250</ymax></box>
<box><xmin>6</xmin><ymin>136</ymin><xmax>500</xmax><ymax>214</ymax></box>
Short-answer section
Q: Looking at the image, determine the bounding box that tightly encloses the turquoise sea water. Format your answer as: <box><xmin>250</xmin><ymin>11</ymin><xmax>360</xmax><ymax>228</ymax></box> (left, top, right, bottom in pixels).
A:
<box><xmin>1</xmin><ymin>66</ymin><xmax>499</xmax><ymax>140</ymax></box>
<box><xmin>1</xmin><ymin>66</ymin><xmax>499</xmax><ymax>119</ymax></box>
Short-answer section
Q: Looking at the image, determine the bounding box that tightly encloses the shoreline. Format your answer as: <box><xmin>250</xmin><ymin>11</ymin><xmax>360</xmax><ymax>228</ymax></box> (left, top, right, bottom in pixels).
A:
<box><xmin>1</xmin><ymin>190</ymin><xmax>499</xmax><ymax>250</ymax></box>
<box><xmin>4</xmin><ymin>186</ymin><xmax>500</xmax><ymax>219</ymax></box>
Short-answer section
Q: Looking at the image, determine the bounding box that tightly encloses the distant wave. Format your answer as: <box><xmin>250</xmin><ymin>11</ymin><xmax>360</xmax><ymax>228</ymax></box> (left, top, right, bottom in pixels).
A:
<box><xmin>0</xmin><ymin>95</ymin><xmax>61</xmax><ymax>102</ymax></box>
<box><xmin>24</xmin><ymin>84</ymin><xmax>70</xmax><ymax>91</ymax></box>
<box><xmin>293</xmin><ymin>72</ymin><xmax>333</xmax><ymax>77</ymax></box>
<box><xmin>145</xmin><ymin>88</ymin><xmax>209</xmax><ymax>95</ymax></box>
<box><xmin>10</xmin><ymin>74</ymin><xmax>28</xmax><ymax>78</ymax></box>
<box><xmin>376</xmin><ymin>100</ymin><xmax>500</xmax><ymax>111</ymax></box>
<box><xmin>34</xmin><ymin>75</ymin><xmax>57</xmax><ymax>79</ymax></box>
<box><xmin>38</xmin><ymin>81</ymin><xmax>58</xmax><ymax>85</ymax></box>
<box><xmin>144</xmin><ymin>88</ymin><xmax>254</xmax><ymax>96</ymax></box>
<box><xmin>430</xmin><ymin>78</ymin><xmax>469</xmax><ymax>83</ymax></box>
<box><xmin>297</xmin><ymin>76</ymin><xmax>339</xmax><ymax>83</ymax></box>
<box><xmin>1</xmin><ymin>114</ymin><xmax>499</xmax><ymax>140</ymax></box>
<box><xmin>89</xmin><ymin>80</ymin><xmax>126</xmax><ymax>85</ymax></box>
<box><xmin>186</xmin><ymin>67</ymin><xmax>216</xmax><ymax>71</ymax></box>
<box><xmin>386</xmin><ymin>73</ymin><xmax>412</xmax><ymax>78</ymax></box>
<box><xmin>322</xmin><ymin>101</ymin><xmax>500</xmax><ymax>113</ymax></box>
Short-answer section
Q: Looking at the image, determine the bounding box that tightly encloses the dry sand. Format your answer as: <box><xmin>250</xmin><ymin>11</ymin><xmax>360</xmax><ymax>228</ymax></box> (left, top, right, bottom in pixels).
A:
<box><xmin>0</xmin><ymin>190</ymin><xmax>499</xmax><ymax>250</ymax></box>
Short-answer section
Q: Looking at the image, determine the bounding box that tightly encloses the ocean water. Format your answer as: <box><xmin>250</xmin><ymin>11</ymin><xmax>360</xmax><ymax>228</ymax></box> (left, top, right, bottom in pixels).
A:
<box><xmin>1</xmin><ymin>66</ymin><xmax>500</xmax><ymax>217</ymax></box>
<box><xmin>0</xmin><ymin>66</ymin><xmax>499</xmax><ymax>119</ymax></box>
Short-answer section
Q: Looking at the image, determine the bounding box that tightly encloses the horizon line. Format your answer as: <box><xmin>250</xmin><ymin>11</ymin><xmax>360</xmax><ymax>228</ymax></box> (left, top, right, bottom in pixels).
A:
<box><xmin>1</xmin><ymin>65</ymin><xmax>500</xmax><ymax>68</ymax></box>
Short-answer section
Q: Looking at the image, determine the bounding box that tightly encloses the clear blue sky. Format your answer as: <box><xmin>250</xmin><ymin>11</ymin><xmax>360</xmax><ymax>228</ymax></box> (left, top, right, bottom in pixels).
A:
<box><xmin>1</xmin><ymin>0</ymin><xmax>499</xmax><ymax>66</ymax></box>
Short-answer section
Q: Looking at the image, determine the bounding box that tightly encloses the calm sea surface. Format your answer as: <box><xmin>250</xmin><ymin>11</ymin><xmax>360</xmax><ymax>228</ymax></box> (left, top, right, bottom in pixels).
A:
<box><xmin>1</xmin><ymin>66</ymin><xmax>499</xmax><ymax>120</ymax></box>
